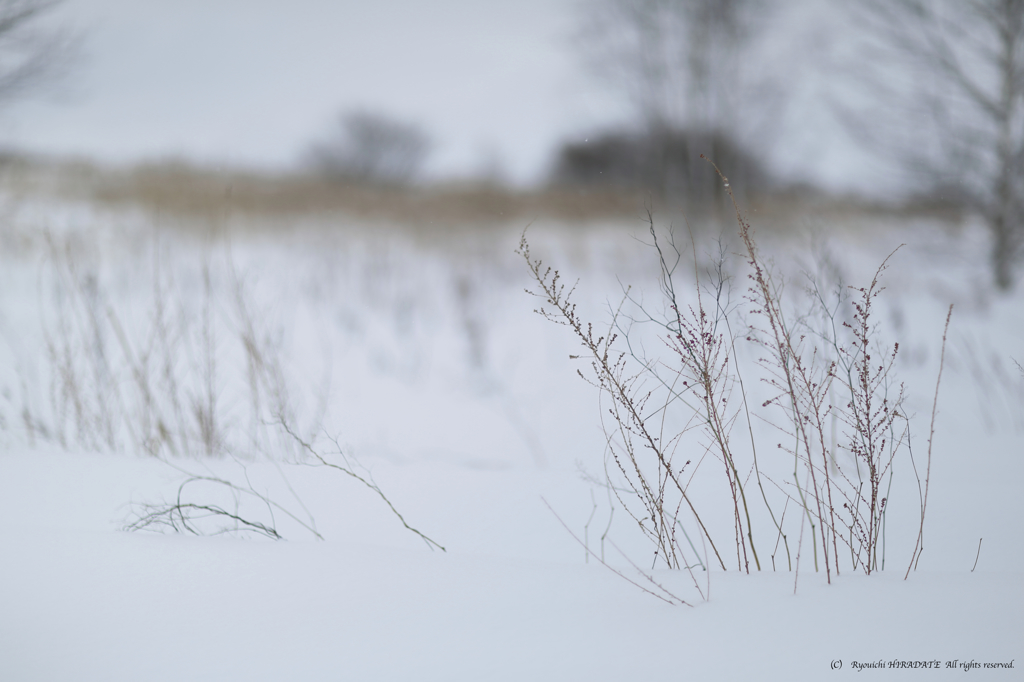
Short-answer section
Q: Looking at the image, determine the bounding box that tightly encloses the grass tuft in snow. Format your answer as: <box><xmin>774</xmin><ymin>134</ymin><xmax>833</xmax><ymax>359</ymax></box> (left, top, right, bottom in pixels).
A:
<box><xmin>519</xmin><ymin>173</ymin><xmax>953</xmax><ymax>601</ymax></box>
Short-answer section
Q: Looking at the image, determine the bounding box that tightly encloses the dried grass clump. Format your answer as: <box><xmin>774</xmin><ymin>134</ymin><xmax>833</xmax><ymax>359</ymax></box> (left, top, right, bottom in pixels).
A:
<box><xmin>520</xmin><ymin>170</ymin><xmax>952</xmax><ymax>601</ymax></box>
<box><xmin>23</xmin><ymin>232</ymin><xmax>441</xmax><ymax>548</ymax></box>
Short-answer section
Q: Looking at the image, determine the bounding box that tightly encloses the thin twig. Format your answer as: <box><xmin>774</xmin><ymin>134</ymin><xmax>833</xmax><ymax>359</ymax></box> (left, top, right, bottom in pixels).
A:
<box><xmin>906</xmin><ymin>304</ymin><xmax>952</xmax><ymax>579</ymax></box>
<box><xmin>541</xmin><ymin>497</ymin><xmax>692</xmax><ymax>606</ymax></box>
<box><xmin>277</xmin><ymin>416</ymin><xmax>445</xmax><ymax>552</ymax></box>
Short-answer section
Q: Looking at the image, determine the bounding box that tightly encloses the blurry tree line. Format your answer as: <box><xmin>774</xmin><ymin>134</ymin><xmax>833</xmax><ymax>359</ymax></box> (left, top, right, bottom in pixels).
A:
<box><xmin>305</xmin><ymin>0</ymin><xmax>1022</xmax><ymax>289</ymax></box>
<box><xmin>2</xmin><ymin>0</ymin><xmax>1021</xmax><ymax>289</ymax></box>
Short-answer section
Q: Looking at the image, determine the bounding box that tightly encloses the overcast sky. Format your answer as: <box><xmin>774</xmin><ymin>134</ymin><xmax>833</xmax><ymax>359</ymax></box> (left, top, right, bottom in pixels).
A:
<box><xmin>0</xmin><ymin>0</ymin><xmax>882</xmax><ymax>192</ymax></box>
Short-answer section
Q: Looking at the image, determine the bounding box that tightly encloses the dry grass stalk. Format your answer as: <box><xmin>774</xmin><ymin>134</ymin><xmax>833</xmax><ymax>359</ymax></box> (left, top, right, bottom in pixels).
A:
<box><xmin>905</xmin><ymin>304</ymin><xmax>953</xmax><ymax>578</ymax></box>
<box><xmin>276</xmin><ymin>416</ymin><xmax>445</xmax><ymax>552</ymax></box>
<box><xmin>519</xmin><ymin>233</ymin><xmax>727</xmax><ymax>573</ymax></box>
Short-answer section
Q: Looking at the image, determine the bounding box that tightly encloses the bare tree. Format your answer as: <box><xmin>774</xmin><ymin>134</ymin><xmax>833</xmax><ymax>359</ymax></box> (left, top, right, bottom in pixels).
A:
<box><xmin>578</xmin><ymin>0</ymin><xmax>761</xmax><ymax>131</ymax></box>
<box><xmin>0</xmin><ymin>0</ymin><xmax>72</xmax><ymax>105</ymax></box>
<box><xmin>848</xmin><ymin>0</ymin><xmax>1024</xmax><ymax>290</ymax></box>
<box><xmin>305</xmin><ymin>110</ymin><xmax>431</xmax><ymax>186</ymax></box>
<box><xmin>571</xmin><ymin>0</ymin><xmax>767</xmax><ymax>203</ymax></box>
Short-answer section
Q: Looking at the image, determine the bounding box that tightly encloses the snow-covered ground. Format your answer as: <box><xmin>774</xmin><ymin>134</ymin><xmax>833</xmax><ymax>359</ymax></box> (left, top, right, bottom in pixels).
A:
<box><xmin>0</xmin><ymin>190</ymin><xmax>1020</xmax><ymax>680</ymax></box>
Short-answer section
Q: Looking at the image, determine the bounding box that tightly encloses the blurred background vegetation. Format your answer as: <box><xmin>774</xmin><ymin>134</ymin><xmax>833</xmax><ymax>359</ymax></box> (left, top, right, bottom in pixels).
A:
<box><xmin>0</xmin><ymin>0</ymin><xmax>1019</xmax><ymax>288</ymax></box>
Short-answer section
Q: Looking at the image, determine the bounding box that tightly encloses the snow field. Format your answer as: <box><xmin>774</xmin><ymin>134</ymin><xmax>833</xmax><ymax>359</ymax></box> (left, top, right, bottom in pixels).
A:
<box><xmin>0</xmin><ymin>199</ymin><xmax>1021</xmax><ymax>679</ymax></box>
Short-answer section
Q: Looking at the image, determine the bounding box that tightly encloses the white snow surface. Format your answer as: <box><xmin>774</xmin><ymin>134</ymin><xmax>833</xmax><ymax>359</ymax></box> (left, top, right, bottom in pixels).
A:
<box><xmin>0</xmin><ymin>196</ymin><xmax>1021</xmax><ymax>680</ymax></box>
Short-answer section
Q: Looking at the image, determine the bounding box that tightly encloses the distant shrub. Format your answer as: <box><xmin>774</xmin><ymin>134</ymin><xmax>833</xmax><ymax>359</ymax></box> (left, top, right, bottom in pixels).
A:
<box><xmin>549</xmin><ymin>127</ymin><xmax>767</xmax><ymax>207</ymax></box>
<box><xmin>306</xmin><ymin>110</ymin><xmax>431</xmax><ymax>186</ymax></box>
